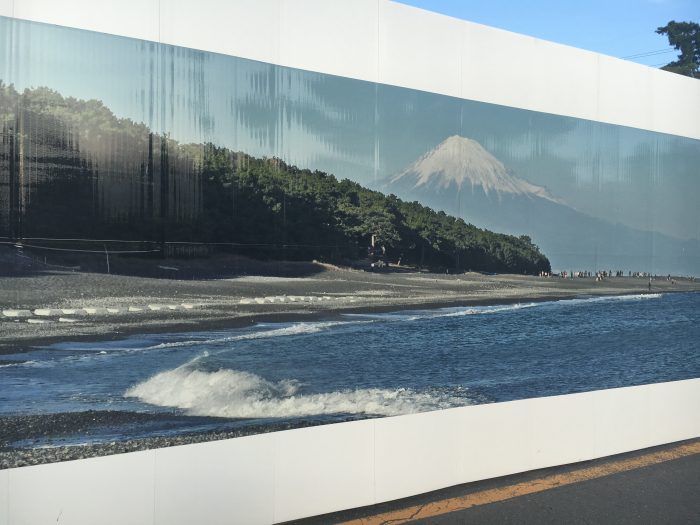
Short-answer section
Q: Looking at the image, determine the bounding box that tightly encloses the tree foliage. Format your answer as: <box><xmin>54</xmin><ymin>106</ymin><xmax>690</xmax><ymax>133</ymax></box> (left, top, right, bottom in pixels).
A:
<box><xmin>656</xmin><ymin>21</ymin><xmax>700</xmax><ymax>78</ymax></box>
<box><xmin>1</xmin><ymin>83</ymin><xmax>551</xmax><ymax>274</ymax></box>
<box><xmin>195</xmin><ymin>144</ymin><xmax>551</xmax><ymax>274</ymax></box>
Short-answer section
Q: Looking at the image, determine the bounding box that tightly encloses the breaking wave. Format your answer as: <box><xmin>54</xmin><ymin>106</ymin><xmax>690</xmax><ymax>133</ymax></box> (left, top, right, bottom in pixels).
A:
<box><xmin>348</xmin><ymin>302</ymin><xmax>540</xmax><ymax>322</ymax></box>
<box><xmin>125</xmin><ymin>366</ymin><xmax>471</xmax><ymax>419</ymax></box>
<box><xmin>347</xmin><ymin>294</ymin><xmax>662</xmax><ymax>323</ymax></box>
<box><xmin>142</xmin><ymin>321</ymin><xmax>364</xmax><ymax>351</ymax></box>
<box><xmin>0</xmin><ymin>360</ymin><xmax>35</xmax><ymax>368</ymax></box>
<box><xmin>37</xmin><ymin>321</ymin><xmax>365</xmax><ymax>355</ymax></box>
<box><xmin>439</xmin><ymin>303</ymin><xmax>539</xmax><ymax>317</ymax></box>
<box><xmin>554</xmin><ymin>293</ymin><xmax>663</xmax><ymax>307</ymax></box>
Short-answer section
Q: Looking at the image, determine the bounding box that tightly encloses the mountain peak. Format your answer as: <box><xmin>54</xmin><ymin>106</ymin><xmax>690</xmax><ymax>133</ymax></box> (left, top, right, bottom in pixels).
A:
<box><xmin>389</xmin><ymin>135</ymin><xmax>562</xmax><ymax>203</ymax></box>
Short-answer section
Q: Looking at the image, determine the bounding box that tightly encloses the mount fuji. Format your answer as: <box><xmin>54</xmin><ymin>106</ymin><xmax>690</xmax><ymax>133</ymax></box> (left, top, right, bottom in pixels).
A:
<box><xmin>378</xmin><ymin>136</ymin><xmax>699</xmax><ymax>275</ymax></box>
<box><xmin>386</xmin><ymin>135</ymin><xmax>563</xmax><ymax>205</ymax></box>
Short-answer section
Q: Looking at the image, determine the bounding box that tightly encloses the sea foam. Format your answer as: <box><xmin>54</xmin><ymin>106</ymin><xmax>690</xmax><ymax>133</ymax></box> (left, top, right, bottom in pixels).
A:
<box><xmin>142</xmin><ymin>321</ymin><xmax>363</xmax><ymax>351</ymax></box>
<box><xmin>347</xmin><ymin>302</ymin><xmax>540</xmax><ymax>322</ymax></box>
<box><xmin>0</xmin><ymin>360</ymin><xmax>35</xmax><ymax>368</ymax></box>
<box><xmin>554</xmin><ymin>293</ymin><xmax>663</xmax><ymax>307</ymax></box>
<box><xmin>439</xmin><ymin>302</ymin><xmax>539</xmax><ymax>317</ymax></box>
<box><xmin>125</xmin><ymin>366</ymin><xmax>470</xmax><ymax>419</ymax></box>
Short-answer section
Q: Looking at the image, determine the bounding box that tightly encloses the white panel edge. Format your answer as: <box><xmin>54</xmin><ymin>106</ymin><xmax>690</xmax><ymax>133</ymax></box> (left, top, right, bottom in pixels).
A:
<box><xmin>0</xmin><ymin>468</ymin><xmax>8</xmax><ymax>525</ymax></box>
<box><xmin>0</xmin><ymin>0</ymin><xmax>14</xmax><ymax>19</ymax></box>
<box><xmin>10</xmin><ymin>0</ymin><xmax>159</xmax><ymax>43</ymax></box>
<box><xmin>1</xmin><ymin>0</ymin><xmax>699</xmax><ymax>140</ymax></box>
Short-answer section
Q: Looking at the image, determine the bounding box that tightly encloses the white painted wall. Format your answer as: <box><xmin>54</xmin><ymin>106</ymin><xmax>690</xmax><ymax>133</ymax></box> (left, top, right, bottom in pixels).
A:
<box><xmin>0</xmin><ymin>4</ymin><xmax>698</xmax><ymax>523</ymax></box>
<box><xmin>1</xmin><ymin>0</ymin><xmax>698</xmax><ymax>140</ymax></box>
<box><xmin>3</xmin><ymin>378</ymin><xmax>699</xmax><ymax>524</ymax></box>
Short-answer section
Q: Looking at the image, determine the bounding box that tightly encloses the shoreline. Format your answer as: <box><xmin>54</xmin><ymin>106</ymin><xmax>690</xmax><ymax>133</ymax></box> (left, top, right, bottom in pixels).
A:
<box><xmin>2</xmin><ymin>268</ymin><xmax>698</xmax><ymax>352</ymax></box>
<box><xmin>0</xmin><ymin>290</ymin><xmax>680</xmax><ymax>352</ymax></box>
<box><xmin>2</xmin><ymin>271</ymin><xmax>699</xmax><ymax>470</ymax></box>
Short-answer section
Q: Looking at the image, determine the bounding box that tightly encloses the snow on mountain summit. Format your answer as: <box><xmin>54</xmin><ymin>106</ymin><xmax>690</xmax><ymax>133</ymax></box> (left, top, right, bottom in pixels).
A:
<box><xmin>389</xmin><ymin>135</ymin><xmax>562</xmax><ymax>203</ymax></box>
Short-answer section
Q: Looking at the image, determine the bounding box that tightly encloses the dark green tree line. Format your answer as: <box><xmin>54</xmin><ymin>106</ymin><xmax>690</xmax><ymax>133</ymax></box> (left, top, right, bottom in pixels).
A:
<box><xmin>195</xmin><ymin>144</ymin><xmax>550</xmax><ymax>274</ymax></box>
<box><xmin>1</xmin><ymin>83</ymin><xmax>551</xmax><ymax>274</ymax></box>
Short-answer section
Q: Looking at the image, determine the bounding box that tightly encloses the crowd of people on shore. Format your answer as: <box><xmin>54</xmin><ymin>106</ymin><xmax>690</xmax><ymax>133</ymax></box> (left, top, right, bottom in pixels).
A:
<box><xmin>538</xmin><ymin>270</ymin><xmax>696</xmax><ymax>282</ymax></box>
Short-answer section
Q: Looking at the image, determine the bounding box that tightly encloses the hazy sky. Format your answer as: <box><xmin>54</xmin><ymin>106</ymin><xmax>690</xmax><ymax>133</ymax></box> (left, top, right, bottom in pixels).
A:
<box><xmin>395</xmin><ymin>0</ymin><xmax>699</xmax><ymax>68</ymax></box>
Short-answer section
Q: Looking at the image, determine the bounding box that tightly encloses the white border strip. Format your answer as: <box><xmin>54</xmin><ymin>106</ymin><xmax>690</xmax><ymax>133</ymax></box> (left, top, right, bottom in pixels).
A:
<box><xmin>0</xmin><ymin>0</ymin><xmax>698</xmax><ymax>140</ymax></box>
<box><xmin>3</xmin><ymin>378</ymin><xmax>699</xmax><ymax>524</ymax></box>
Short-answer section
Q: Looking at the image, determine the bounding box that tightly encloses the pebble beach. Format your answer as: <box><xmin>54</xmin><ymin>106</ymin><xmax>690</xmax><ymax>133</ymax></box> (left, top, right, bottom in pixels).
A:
<box><xmin>2</xmin><ymin>251</ymin><xmax>699</xmax><ymax>469</ymax></box>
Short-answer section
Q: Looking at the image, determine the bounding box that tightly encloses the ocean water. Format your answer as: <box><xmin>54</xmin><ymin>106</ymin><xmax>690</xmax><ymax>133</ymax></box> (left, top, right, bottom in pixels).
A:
<box><xmin>1</xmin><ymin>292</ymin><xmax>699</xmax><ymax>446</ymax></box>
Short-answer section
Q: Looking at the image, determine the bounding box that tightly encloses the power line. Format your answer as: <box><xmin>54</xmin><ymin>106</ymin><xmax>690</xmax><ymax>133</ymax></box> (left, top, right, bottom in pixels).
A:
<box><xmin>0</xmin><ymin>241</ymin><xmax>161</xmax><ymax>254</ymax></box>
<box><xmin>621</xmin><ymin>48</ymin><xmax>676</xmax><ymax>60</ymax></box>
<box><xmin>2</xmin><ymin>237</ymin><xmax>371</xmax><ymax>252</ymax></box>
<box><xmin>19</xmin><ymin>237</ymin><xmax>149</xmax><ymax>244</ymax></box>
<box><xmin>621</xmin><ymin>48</ymin><xmax>673</xmax><ymax>59</ymax></box>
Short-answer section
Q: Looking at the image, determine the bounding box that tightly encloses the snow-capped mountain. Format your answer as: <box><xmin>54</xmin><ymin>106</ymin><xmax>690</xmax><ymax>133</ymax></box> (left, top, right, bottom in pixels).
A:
<box><xmin>386</xmin><ymin>135</ymin><xmax>563</xmax><ymax>204</ymax></box>
<box><xmin>378</xmin><ymin>136</ymin><xmax>700</xmax><ymax>275</ymax></box>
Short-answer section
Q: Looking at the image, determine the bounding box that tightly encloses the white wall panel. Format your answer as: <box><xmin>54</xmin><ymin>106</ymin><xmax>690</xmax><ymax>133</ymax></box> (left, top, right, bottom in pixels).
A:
<box><xmin>12</xmin><ymin>0</ymin><xmax>159</xmax><ymax>43</ymax></box>
<box><xmin>0</xmin><ymin>469</ymin><xmax>8</xmax><ymax>525</ymax></box>
<box><xmin>280</xmin><ymin>0</ymin><xmax>378</xmax><ymax>83</ymax></box>
<box><xmin>159</xmin><ymin>0</ymin><xmax>281</xmax><ymax>66</ymax></box>
<box><xmin>154</xmin><ymin>434</ymin><xmax>275</xmax><ymax>525</ymax></box>
<box><xmin>530</xmin><ymin>40</ymin><xmax>601</xmax><ymax>122</ymax></box>
<box><xmin>652</xmin><ymin>72</ymin><xmax>700</xmax><ymax>141</ymax></box>
<box><xmin>458</xmin><ymin>400</ymin><xmax>535</xmax><ymax>482</ymax></box>
<box><xmin>374</xmin><ymin>408</ymin><xmax>462</xmax><ymax>502</ymax></box>
<box><xmin>273</xmin><ymin>420</ymin><xmax>375</xmax><ymax>523</ymax></box>
<box><xmin>378</xmin><ymin>1</ymin><xmax>463</xmax><ymax>98</ymax></box>
<box><xmin>592</xmin><ymin>385</ymin><xmax>652</xmax><ymax>458</ymax></box>
<box><xmin>461</xmin><ymin>22</ymin><xmax>603</xmax><ymax>125</ymax></box>
<box><xmin>3</xmin><ymin>0</ymin><xmax>700</xmax><ymax>139</ymax></box>
<box><xmin>598</xmin><ymin>55</ymin><xmax>655</xmax><ymax>134</ymax></box>
<box><xmin>7</xmin><ymin>451</ymin><xmax>155</xmax><ymax>525</ymax></box>
<box><xmin>461</xmin><ymin>22</ymin><xmax>540</xmax><ymax>114</ymax></box>
<box><xmin>0</xmin><ymin>0</ymin><xmax>13</xmax><ymax>18</ymax></box>
<box><xmin>648</xmin><ymin>379</ymin><xmax>700</xmax><ymax>444</ymax></box>
<box><xmin>529</xmin><ymin>392</ymin><xmax>597</xmax><ymax>466</ymax></box>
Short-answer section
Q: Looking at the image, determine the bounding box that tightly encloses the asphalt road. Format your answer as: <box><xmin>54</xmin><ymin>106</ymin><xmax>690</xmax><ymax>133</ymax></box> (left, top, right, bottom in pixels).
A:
<box><xmin>413</xmin><ymin>449</ymin><xmax>700</xmax><ymax>524</ymax></box>
<box><xmin>294</xmin><ymin>439</ymin><xmax>700</xmax><ymax>525</ymax></box>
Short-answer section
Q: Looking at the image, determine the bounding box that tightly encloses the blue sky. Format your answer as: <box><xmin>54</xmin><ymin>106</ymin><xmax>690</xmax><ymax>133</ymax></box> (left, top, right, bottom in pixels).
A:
<box><xmin>395</xmin><ymin>0</ymin><xmax>699</xmax><ymax>68</ymax></box>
